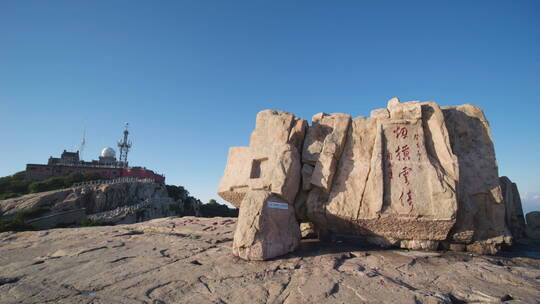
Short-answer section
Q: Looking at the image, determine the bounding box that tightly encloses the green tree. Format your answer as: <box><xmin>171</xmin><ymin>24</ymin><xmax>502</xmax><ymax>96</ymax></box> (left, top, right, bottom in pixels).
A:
<box><xmin>200</xmin><ymin>200</ymin><xmax>238</xmax><ymax>218</ymax></box>
<box><xmin>166</xmin><ymin>185</ymin><xmax>189</xmax><ymax>201</ymax></box>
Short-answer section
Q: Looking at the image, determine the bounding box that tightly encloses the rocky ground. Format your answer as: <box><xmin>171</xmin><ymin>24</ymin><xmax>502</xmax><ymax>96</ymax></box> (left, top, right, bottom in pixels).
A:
<box><xmin>1</xmin><ymin>217</ymin><xmax>539</xmax><ymax>304</ymax></box>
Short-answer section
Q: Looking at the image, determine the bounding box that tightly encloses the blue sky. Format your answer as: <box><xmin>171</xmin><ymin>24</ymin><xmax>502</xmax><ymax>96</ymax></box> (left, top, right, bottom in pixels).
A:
<box><xmin>1</xmin><ymin>1</ymin><xmax>539</xmax><ymax>213</ymax></box>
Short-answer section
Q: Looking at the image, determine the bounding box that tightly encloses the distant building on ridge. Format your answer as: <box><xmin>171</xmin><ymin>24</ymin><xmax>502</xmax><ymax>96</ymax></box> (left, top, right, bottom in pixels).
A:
<box><xmin>25</xmin><ymin>124</ymin><xmax>165</xmax><ymax>183</ymax></box>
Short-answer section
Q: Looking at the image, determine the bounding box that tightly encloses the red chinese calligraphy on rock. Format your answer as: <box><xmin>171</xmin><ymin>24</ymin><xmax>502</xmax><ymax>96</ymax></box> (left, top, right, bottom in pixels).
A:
<box><xmin>398</xmin><ymin>166</ymin><xmax>413</xmax><ymax>185</ymax></box>
<box><xmin>406</xmin><ymin>190</ymin><xmax>413</xmax><ymax>207</ymax></box>
<box><xmin>386</xmin><ymin>150</ymin><xmax>392</xmax><ymax>162</ymax></box>
<box><xmin>394</xmin><ymin>145</ymin><xmax>411</xmax><ymax>161</ymax></box>
<box><xmin>399</xmin><ymin>190</ymin><xmax>414</xmax><ymax>208</ymax></box>
<box><xmin>393</xmin><ymin>126</ymin><xmax>408</xmax><ymax>139</ymax></box>
<box><xmin>414</xmin><ymin>133</ymin><xmax>421</xmax><ymax>148</ymax></box>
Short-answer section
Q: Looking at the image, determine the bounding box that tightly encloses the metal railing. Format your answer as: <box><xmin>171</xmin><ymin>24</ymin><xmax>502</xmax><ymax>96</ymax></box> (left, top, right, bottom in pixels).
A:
<box><xmin>87</xmin><ymin>199</ymin><xmax>154</xmax><ymax>220</ymax></box>
<box><xmin>47</xmin><ymin>162</ymin><xmax>127</xmax><ymax>169</ymax></box>
<box><xmin>72</xmin><ymin>177</ymin><xmax>154</xmax><ymax>188</ymax></box>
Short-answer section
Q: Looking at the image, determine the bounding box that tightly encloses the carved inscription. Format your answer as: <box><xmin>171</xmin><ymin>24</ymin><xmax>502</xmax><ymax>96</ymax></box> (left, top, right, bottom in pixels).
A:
<box><xmin>383</xmin><ymin>121</ymin><xmax>429</xmax><ymax>214</ymax></box>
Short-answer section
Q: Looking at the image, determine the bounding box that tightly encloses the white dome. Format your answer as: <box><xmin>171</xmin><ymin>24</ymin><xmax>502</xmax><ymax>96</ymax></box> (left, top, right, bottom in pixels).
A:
<box><xmin>100</xmin><ymin>147</ymin><xmax>116</xmax><ymax>158</ymax></box>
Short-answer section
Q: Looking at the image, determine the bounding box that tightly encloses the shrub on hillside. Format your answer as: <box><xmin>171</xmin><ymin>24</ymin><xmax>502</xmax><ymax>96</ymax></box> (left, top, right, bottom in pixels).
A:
<box><xmin>0</xmin><ymin>217</ymin><xmax>35</xmax><ymax>233</ymax></box>
<box><xmin>0</xmin><ymin>171</ymin><xmax>103</xmax><ymax>199</ymax></box>
<box><xmin>28</xmin><ymin>171</ymin><xmax>102</xmax><ymax>193</ymax></box>
<box><xmin>15</xmin><ymin>206</ymin><xmax>51</xmax><ymax>220</ymax></box>
<box><xmin>166</xmin><ymin>184</ymin><xmax>189</xmax><ymax>201</ymax></box>
<box><xmin>199</xmin><ymin>199</ymin><xmax>238</xmax><ymax>218</ymax></box>
<box><xmin>79</xmin><ymin>218</ymin><xmax>114</xmax><ymax>227</ymax></box>
<box><xmin>0</xmin><ymin>171</ymin><xmax>31</xmax><ymax>199</ymax></box>
<box><xmin>0</xmin><ymin>207</ymin><xmax>50</xmax><ymax>233</ymax></box>
<box><xmin>166</xmin><ymin>184</ymin><xmax>200</xmax><ymax>216</ymax></box>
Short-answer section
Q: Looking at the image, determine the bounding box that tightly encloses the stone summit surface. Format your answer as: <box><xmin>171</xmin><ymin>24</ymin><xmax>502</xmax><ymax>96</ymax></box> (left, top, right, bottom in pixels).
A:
<box><xmin>218</xmin><ymin>98</ymin><xmax>528</xmax><ymax>260</ymax></box>
<box><xmin>1</xmin><ymin>217</ymin><xmax>539</xmax><ymax>304</ymax></box>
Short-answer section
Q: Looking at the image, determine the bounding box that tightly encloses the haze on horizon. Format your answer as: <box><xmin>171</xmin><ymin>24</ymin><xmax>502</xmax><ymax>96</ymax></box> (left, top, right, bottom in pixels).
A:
<box><xmin>1</xmin><ymin>1</ymin><xmax>539</xmax><ymax>213</ymax></box>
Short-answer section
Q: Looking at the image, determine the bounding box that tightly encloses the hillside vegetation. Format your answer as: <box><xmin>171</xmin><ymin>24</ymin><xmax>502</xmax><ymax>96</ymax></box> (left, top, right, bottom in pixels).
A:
<box><xmin>200</xmin><ymin>199</ymin><xmax>239</xmax><ymax>218</ymax></box>
<box><xmin>165</xmin><ymin>184</ymin><xmax>201</xmax><ymax>216</ymax></box>
<box><xmin>0</xmin><ymin>171</ymin><xmax>102</xmax><ymax>200</ymax></box>
<box><xmin>1</xmin><ymin>172</ymin><xmax>238</xmax><ymax>232</ymax></box>
<box><xmin>165</xmin><ymin>185</ymin><xmax>238</xmax><ymax>218</ymax></box>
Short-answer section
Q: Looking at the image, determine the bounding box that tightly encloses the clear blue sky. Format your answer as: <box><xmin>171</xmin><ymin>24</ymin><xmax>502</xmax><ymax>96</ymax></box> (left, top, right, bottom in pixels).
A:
<box><xmin>1</xmin><ymin>1</ymin><xmax>539</xmax><ymax>213</ymax></box>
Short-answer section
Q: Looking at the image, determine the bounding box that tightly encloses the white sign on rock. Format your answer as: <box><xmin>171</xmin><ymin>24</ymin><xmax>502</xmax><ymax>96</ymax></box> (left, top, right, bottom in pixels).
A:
<box><xmin>267</xmin><ymin>201</ymin><xmax>289</xmax><ymax>210</ymax></box>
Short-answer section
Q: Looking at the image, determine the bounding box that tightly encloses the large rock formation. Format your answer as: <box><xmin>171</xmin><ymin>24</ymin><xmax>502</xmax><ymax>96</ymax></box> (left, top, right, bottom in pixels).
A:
<box><xmin>300</xmin><ymin>99</ymin><xmax>459</xmax><ymax>251</ymax></box>
<box><xmin>218</xmin><ymin>110</ymin><xmax>306</xmax><ymax>260</ymax></box>
<box><xmin>219</xmin><ymin>98</ymin><xmax>526</xmax><ymax>260</ymax></box>
<box><xmin>0</xmin><ymin>181</ymin><xmax>200</xmax><ymax>227</ymax></box>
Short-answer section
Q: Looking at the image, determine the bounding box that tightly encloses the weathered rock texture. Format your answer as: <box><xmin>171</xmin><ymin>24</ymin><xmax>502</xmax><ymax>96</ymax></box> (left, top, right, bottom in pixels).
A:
<box><xmin>219</xmin><ymin>98</ymin><xmax>528</xmax><ymax>259</ymax></box>
<box><xmin>1</xmin><ymin>217</ymin><xmax>540</xmax><ymax>304</ymax></box>
<box><xmin>526</xmin><ymin>211</ymin><xmax>540</xmax><ymax>240</ymax></box>
<box><xmin>218</xmin><ymin>110</ymin><xmax>306</xmax><ymax>208</ymax></box>
<box><xmin>442</xmin><ymin>105</ymin><xmax>511</xmax><ymax>254</ymax></box>
<box><xmin>233</xmin><ymin>191</ymin><xmax>300</xmax><ymax>260</ymax></box>
<box><xmin>301</xmin><ymin>99</ymin><xmax>459</xmax><ymax>250</ymax></box>
<box><xmin>500</xmin><ymin>176</ymin><xmax>527</xmax><ymax>239</ymax></box>
<box><xmin>0</xmin><ymin>181</ymin><xmax>200</xmax><ymax>226</ymax></box>
<box><xmin>218</xmin><ymin>110</ymin><xmax>306</xmax><ymax>260</ymax></box>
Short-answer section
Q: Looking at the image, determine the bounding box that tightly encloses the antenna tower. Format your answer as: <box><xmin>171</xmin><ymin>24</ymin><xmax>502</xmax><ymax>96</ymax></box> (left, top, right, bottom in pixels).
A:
<box><xmin>78</xmin><ymin>128</ymin><xmax>86</xmax><ymax>161</ymax></box>
<box><xmin>117</xmin><ymin>122</ymin><xmax>132</xmax><ymax>167</ymax></box>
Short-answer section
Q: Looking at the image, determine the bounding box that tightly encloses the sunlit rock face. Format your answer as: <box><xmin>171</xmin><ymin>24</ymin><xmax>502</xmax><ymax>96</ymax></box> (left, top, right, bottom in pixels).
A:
<box><xmin>218</xmin><ymin>110</ymin><xmax>306</xmax><ymax>260</ymax></box>
<box><xmin>232</xmin><ymin>191</ymin><xmax>301</xmax><ymax>261</ymax></box>
<box><xmin>219</xmin><ymin>98</ymin><xmax>520</xmax><ymax>260</ymax></box>
<box><xmin>217</xmin><ymin>110</ymin><xmax>306</xmax><ymax>208</ymax></box>
<box><xmin>299</xmin><ymin>99</ymin><xmax>460</xmax><ymax>249</ymax></box>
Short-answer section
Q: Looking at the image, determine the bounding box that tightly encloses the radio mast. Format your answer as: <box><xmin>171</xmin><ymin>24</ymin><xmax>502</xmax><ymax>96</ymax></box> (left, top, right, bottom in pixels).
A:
<box><xmin>78</xmin><ymin>128</ymin><xmax>86</xmax><ymax>161</ymax></box>
<box><xmin>117</xmin><ymin>122</ymin><xmax>132</xmax><ymax>167</ymax></box>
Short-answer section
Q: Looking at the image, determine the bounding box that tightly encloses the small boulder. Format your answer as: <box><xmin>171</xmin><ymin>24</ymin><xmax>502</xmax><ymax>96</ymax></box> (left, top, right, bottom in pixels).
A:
<box><xmin>232</xmin><ymin>191</ymin><xmax>300</xmax><ymax>260</ymax></box>
<box><xmin>300</xmin><ymin>222</ymin><xmax>317</xmax><ymax>239</ymax></box>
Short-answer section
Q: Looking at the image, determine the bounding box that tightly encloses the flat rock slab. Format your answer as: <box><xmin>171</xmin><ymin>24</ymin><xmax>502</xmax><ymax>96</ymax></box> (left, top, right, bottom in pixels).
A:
<box><xmin>1</xmin><ymin>217</ymin><xmax>539</xmax><ymax>304</ymax></box>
